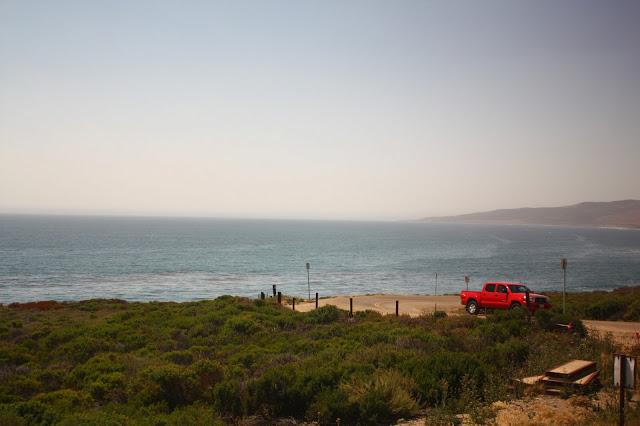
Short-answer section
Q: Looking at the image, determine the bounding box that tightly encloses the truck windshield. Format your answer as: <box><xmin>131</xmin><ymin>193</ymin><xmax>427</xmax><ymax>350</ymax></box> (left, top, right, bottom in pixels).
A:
<box><xmin>508</xmin><ymin>285</ymin><xmax>530</xmax><ymax>293</ymax></box>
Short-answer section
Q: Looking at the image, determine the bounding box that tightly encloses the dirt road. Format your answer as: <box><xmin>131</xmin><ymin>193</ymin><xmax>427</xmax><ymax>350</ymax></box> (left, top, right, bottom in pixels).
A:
<box><xmin>583</xmin><ymin>319</ymin><xmax>640</xmax><ymax>347</ymax></box>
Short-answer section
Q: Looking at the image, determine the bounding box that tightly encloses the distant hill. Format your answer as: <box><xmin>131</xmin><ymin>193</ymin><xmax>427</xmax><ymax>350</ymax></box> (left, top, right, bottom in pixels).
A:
<box><xmin>421</xmin><ymin>200</ymin><xmax>640</xmax><ymax>229</ymax></box>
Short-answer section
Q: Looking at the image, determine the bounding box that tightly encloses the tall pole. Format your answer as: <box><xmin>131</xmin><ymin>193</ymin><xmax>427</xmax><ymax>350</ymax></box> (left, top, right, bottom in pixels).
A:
<box><xmin>435</xmin><ymin>273</ymin><xmax>438</xmax><ymax>314</ymax></box>
<box><xmin>306</xmin><ymin>262</ymin><xmax>311</xmax><ymax>300</ymax></box>
<box><xmin>563</xmin><ymin>268</ymin><xmax>566</xmax><ymax>315</ymax></box>
<box><xmin>561</xmin><ymin>258</ymin><xmax>568</xmax><ymax>315</ymax></box>
<box><xmin>620</xmin><ymin>354</ymin><xmax>626</xmax><ymax>426</ymax></box>
<box><xmin>435</xmin><ymin>273</ymin><xmax>438</xmax><ymax>296</ymax></box>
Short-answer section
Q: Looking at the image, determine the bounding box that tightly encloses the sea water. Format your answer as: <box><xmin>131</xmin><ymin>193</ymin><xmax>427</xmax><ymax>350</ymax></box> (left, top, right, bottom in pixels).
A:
<box><xmin>1</xmin><ymin>215</ymin><xmax>639</xmax><ymax>303</ymax></box>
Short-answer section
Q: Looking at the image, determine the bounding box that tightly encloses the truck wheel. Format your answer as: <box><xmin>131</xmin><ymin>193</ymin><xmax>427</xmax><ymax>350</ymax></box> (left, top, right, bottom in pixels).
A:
<box><xmin>466</xmin><ymin>300</ymin><xmax>478</xmax><ymax>315</ymax></box>
<box><xmin>510</xmin><ymin>302</ymin><xmax>522</xmax><ymax>311</ymax></box>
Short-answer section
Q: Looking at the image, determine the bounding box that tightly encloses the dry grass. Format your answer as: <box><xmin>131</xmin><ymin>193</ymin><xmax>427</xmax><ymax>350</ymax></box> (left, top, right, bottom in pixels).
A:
<box><xmin>492</xmin><ymin>396</ymin><xmax>592</xmax><ymax>425</ymax></box>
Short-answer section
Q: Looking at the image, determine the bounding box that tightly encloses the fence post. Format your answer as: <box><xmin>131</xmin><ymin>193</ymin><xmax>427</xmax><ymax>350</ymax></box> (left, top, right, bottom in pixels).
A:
<box><xmin>315</xmin><ymin>292</ymin><xmax>318</xmax><ymax>309</ymax></box>
<box><xmin>260</xmin><ymin>292</ymin><xmax>265</xmax><ymax>300</ymax></box>
<box><xmin>396</xmin><ymin>300</ymin><xmax>399</xmax><ymax>316</ymax></box>
<box><xmin>620</xmin><ymin>354</ymin><xmax>626</xmax><ymax>426</ymax></box>
<box><xmin>277</xmin><ymin>292</ymin><xmax>282</xmax><ymax>305</ymax></box>
<box><xmin>292</xmin><ymin>298</ymin><xmax>295</xmax><ymax>311</ymax></box>
<box><xmin>349</xmin><ymin>298</ymin><xmax>353</xmax><ymax>317</ymax></box>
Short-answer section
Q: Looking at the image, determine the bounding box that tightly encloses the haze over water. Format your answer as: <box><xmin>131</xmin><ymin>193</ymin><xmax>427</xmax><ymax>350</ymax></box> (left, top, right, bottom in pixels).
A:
<box><xmin>1</xmin><ymin>215</ymin><xmax>639</xmax><ymax>304</ymax></box>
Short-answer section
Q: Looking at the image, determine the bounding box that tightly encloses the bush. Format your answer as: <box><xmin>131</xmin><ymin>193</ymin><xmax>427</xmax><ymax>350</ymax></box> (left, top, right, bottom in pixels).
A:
<box><xmin>164</xmin><ymin>350</ymin><xmax>194</xmax><ymax>365</ymax></box>
<box><xmin>222</xmin><ymin>316</ymin><xmax>261</xmax><ymax>336</ymax></box>
<box><xmin>536</xmin><ymin>310</ymin><xmax>586</xmax><ymax>337</ymax></box>
<box><xmin>484</xmin><ymin>338</ymin><xmax>530</xmax><ymax>368</ymax></box>
<box><xmin>88</xmin><ymin>372</ymin><xmax>126</xmax><ymax>402</ymax></box>
<box><xmin>624</xmin><ymin>300</ymin><xmax>640</xmax><ymax>321</ymax></box>
<box><xmin>341</xmin><ymin>370</ymin><xmax>419</xmax><ymax>424</ymax></box>
<box><xmin>307</xmin><ymin>388</ymin><xmax>355</xmax><ymax>425</ymax></box>
<box><xmin>212</xmin><ymin>379</ymin><xmax>246</xmax><ymax>417</ymax></box>
<box><xmin>304</xmin><ymin>305</ymin><xmax>342</xmax><ymax>324</ymax></box>
<box><xmin>142</xmin><ymin>364</ymin><xmax>199</xmax><ymax>408</ymax></box>
<box><xmin>407</xmin><ymin>352</ymin><xmax>488</xmax><ymax>405</ymax></box>
<box><xmin>190</xmin><ymin>359</ymin><xmax>223</xmax><ymax>398</ymax></box>
<box><xmin>585</xmin><ymin>299</ymin><xmax>627</xmax><ymax>320</ymax></box>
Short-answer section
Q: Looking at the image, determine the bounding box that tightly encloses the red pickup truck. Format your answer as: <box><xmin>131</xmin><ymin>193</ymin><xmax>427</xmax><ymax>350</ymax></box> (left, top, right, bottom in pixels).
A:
<box><xmin>460</xmin><ymin>282</ymin><xmax>551</xmax><ymax>315</ymax></box>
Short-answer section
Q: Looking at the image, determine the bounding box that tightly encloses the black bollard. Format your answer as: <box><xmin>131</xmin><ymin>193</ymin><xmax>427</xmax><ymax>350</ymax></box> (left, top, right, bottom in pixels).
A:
<box><xmin>273</xmin><ymin>285</ymin><xmax>277</xmax><ymax>297</ymax></box>
<box><xmin>292</xmin><ymin>298</ymin><xmax>295</xmax><ymax>311</ymax></box>
<box><xmin>260</xmin><ymin>292</ymin><xmax>265</xmax><ymax>300</ymax></box>
<box><xmin>277</xmin><ymin>291</ymin><xmax>282</xmax><ymax>305</ymax></box>
<box><xmin>396</xmin><ymin>300</ymin><xmax>399</xmax><ymax>316</ymax></box>
<box><xmin>315</xmin><ymin>292</ymin><xmax>318</xmax><ymax>309</ymax></box>
<box><xmin>349</xmin><ymin>298</ymin><xmax>353</xmax><ymax>317</ymax></box>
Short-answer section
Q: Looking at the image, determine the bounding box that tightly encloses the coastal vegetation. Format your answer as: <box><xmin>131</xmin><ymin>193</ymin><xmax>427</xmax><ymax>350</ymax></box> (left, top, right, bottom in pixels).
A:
<box><xmin>547</xmin><ymin>286</ymin><xmax>640</xmax><ymax>321</ymax></box>
<box><xmin>0</xmin><ymin>293</ymin><xmax>638</xmax><ymax>425</ymax></box>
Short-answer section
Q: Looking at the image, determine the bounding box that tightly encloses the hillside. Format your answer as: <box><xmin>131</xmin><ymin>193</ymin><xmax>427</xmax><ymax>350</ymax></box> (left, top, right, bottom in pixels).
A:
<box><xmin>422</xmin><ymin>200</ymin><xmax>640</xmax><ymax>228</ymax></box>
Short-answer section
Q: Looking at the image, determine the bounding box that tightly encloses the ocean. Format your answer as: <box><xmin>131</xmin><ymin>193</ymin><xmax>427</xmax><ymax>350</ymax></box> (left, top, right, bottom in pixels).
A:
<box><xmin>1</xmin><ymin>215</ymin><xmax>639</xmax><ymax>304</ymax></box>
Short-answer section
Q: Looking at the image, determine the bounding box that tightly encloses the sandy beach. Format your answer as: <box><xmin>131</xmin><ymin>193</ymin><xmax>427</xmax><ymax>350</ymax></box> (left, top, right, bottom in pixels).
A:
<box><xmin>295</xmin><ymin>294</ymin><xmax>465</xmax><ymax>315</ymax></box>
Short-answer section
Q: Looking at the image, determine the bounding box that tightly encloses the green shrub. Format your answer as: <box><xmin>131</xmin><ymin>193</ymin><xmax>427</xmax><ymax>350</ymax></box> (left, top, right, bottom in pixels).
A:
<box><xmin>60</xmin><ymin>337</ymin><xmax>110</xmax><ymax>363</ymax></box>
<box><xmin>164</xmin><ymin>350</ymin><xmax>194</xmax><ymax>365</ymax></box>
<box><xmin>190</xmin><ymin>359</ymin><xmax>224</xmax><ymax>398</ymax></box>
<box><xmin>535</xmin><ymin>310</ymin><xmax>586</xmax><ymax>337</ymax></box>
<box><xmin>585</xmin><ymin>299</ymin><xmax>627</xmax><ymax>320</ymax></box>
<box><xmin>342</xmin><ymin>370</ymin><xmax>419</xmax><ymax>424</ymax></box>
<box><xmin>484</xmin><ymin>338</ymin><xmax>530</xmax><ymax>368</ymax></box>
<box><xmin>142</xmin><ymin>364</ymin><xmax>199</xmax><ymax>408</ymax></box>
<box><xmin>68</xmin><ymin>353</ymin><xmax>125</xmax><ymax>386</ymax></box>
<box><xmin>212</xmin><ymin>379</ymin><xmax>246</xmax><ymax>417</ymax></box>
<box><xmin>407</xmin><ymin>352</ymin><xmax>487</xmax><ymax>405</ymax></box>
<box><xmin>88</xmin><ymin>372</ymin><xmax>126</xmax><ymax>402</ymax></box>
<box><xmin>222</xmin><ymin>316</ymin><xmax>261</xmax><ymax>336</ymax></box>
<box><xmin>624</xmin><ymin>300</ymin><xmax>640</xmax><ymax>321</ymax></box>
<box><xmin>304</xmin><ymin>305</ymin><xmax>342</xmax><ymax>324</ymax></box>
<box><xmin>0</xmin><ymin>408</ymin><xmax>27</xmax><ymax>426</ymax></box>
<box><xmin>250</xmin><ymin>365</ymin><xmax>301</xmax><ymax>417</ymax></box>
<box><xmin>307</xmin><ymin>388</ymin><xmax>355</xmax><ymax>425</ymax></box>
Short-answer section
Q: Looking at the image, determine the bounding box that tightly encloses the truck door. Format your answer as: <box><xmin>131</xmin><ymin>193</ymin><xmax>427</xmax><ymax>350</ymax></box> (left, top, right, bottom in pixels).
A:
<box><xmin>496</xmin><ymin>284</ymin><xmax>509</xmax><ymax>308</ymax></box>
<box><xmin>483</xmin><ymin>283</ymin><xmax>496</xmax><ymax>308</ymax></box>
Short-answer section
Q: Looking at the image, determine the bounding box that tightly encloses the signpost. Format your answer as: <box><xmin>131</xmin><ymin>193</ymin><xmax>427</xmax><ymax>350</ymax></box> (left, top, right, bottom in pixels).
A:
<box><xmin>614</xmin><ymin>354</ymin><xmax>636</xmax><ymax>426</ymax></box>
<box><xmin>561</xmin><ymin>258</ymin><xmax>568</xmax><ymax>314</ymax></box>
<box><xmin>464</xmin><ymin>275</ymin><xmax>470</xmax><ymax>291</ymax></box>
<box><xmin>306</xmin><ymin>262</ymin><xmax>311</xmax><ymax>300</ymax></box>
<box><xmin>434</xmin><ymin>273</ymin><xmax>438</xmax><ymax>314</ymax></box>
<box><xmin>435</xmin><ymin>273</ymin><xmax>438</xmax><ymax>296</ymax></box>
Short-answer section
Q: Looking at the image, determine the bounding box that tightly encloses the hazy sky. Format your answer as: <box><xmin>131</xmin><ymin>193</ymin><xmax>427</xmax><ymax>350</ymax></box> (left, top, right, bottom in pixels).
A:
<box><xmin>1</xmin><ymin>1</ymin><xmax>639</xmax><ymax>220</ymax></box>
